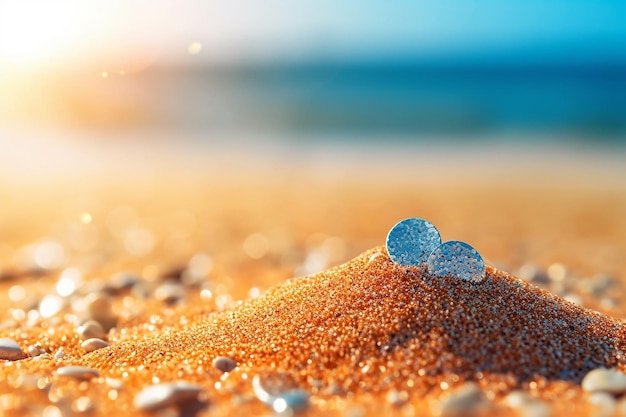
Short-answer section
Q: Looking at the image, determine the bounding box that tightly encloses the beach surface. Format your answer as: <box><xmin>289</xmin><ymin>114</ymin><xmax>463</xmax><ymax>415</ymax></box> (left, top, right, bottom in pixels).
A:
<box><xmin>1</xmin><ymin>143</ymin><xmax>626</xmax><ymax>416</ymax></box>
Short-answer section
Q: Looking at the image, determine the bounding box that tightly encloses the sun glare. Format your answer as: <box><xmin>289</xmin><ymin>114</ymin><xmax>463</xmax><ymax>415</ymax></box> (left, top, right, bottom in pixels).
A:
<box><xmin>0</xmin><ymin>2</ymin><xmax>172</xmax><ymax>75</ymax></box>
<box><xmin>0</xmin><ymin>2</ymin><xmax>87</xmax><ymax>68</ymax></box>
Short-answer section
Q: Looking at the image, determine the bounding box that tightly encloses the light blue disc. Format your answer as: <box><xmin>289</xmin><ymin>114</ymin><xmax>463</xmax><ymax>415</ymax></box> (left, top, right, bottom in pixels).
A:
<box><xmin>426</xmin><ymin>241</ymin><xmax>486</xmax><ymax>282</ymax></box>
<box><xmin>386</xmin><ymin>218</ymin><xmax>442</xmax><ymax>266</ymax></box>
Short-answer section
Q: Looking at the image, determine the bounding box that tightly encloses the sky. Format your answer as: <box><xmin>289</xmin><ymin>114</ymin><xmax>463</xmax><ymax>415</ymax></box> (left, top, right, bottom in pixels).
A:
<box><xmin>0</xmin><ymin>0</ymin><xmax>625</xmax><ymax>164</ymax></box>
<box><xmin>1</xmin><ymin>0</ymin><xmax>625</xmax><ymax>70</ymax></box>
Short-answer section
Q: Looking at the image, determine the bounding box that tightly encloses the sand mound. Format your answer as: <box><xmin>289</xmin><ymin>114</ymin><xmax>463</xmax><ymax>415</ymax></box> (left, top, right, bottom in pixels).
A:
<box><xmin>84</xmin><ymin>247</ymin><xmax>626</xmax><ymax>393</ymax></box>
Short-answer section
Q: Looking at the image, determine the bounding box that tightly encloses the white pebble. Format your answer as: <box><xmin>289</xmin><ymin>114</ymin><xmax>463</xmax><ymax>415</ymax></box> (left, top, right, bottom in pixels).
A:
<box><xmin>212</xmin><ymin>356</ymin><xmax>237</xmax><ymax>373</ymax></box>
<box><xmin>601</xmin><ymin>298</ymin><xmax>618</xmax><ymax>310</ymax></box>
<box><xmin>106</xmin><ymin>377</ymin><xmax>124</xmax><ymax>389</ymax></box>
<box><xmin>154</xmin><ymin>282</ymin><xmax>185</xmax><ymax>303</ymax></box>
<box><xmin>73</xmin><ymin>396</ymin><xmax>94</xmax><ymax>413</ymax></box>
<box><xmin>578</xmin><ymin>274</ymin><xmax>615</xmax><ymax>297</ymax></box>
<box><xmin>133</xmin><ymin>382</ymin><xmax>202</xmax><ymax>410</ymax></box>
<box><xmin>582</xmin><ymin>368</ymin><xmax>626</xmax><ymax>394</ymax></box>
<box><xmin>55</xmin><ymin>366</ymin><xmax>100</xmax><ymax>380</ymax></box>
<box><xmin>434</xmin><ymin>383</ymin><xmax>492</xmax><ymax>417</ymax></box>
<box><xmin>547</xmin><ymin>263</ymin><xmax>567</xmax><ymax>282</ymax></box>
<box><xmin>518</xmin><ymin>264</ymin><xmax>549</xmax><ymax>283</ymax></box>
<box><xmin>27</xmin><ymin>345</ymin><xmax>45</xmax><ymax>358</ymax></box>
<box><xmin>77</xmin><ymin>320</ymin><xmax>106</xmax><ymax>341</ymax></box>
<box><xmin>504</xmin><ymin>391</ymin><xmax>550</xmax><ymax>417</ymax></box>
<box><xmin>252</xmin><ymin>373</ymin><xmax>309</xmax><ymax>413</ymax></box>
<box><xmin>367</xmin><ymin>252</ymin><xmax>384</xmax><ymax>265</ymax></box>
<box><xmin>0</xmin><ymin>338</ymin><xmax>26</xmax><ymax>361</ymax></box>
<box><xmin>589</xmin><ymin>392</ymin><xmax>616</xmax><ymax>417</ymax></box>
<box><xmin>107</xmin><ymin>272</ymin><xmax>140</xmax><ymax>294</ymax></box>
<box><xmin>272</xmin><ymin>390</ymin><xmax>309</xmax><ymax>413</ymax></box>
<box><xmin>614</xmin><ymin>396</ymin><xmax>626</xmax><ymax>415</ymax></box>
<box><xmin>81</xmin><ymin>338</ymin><xmax>110</xmax><ymax>353</ymax></box>
<box><xmin>85</xmin><ymin>294</ymin><xmax>117</xmax><ymax>330</ymax></box>
<box><xmin>183</xmin><ymin>253</ymin><xmax>213</xmax><ymax>286</ymax></box>
<box><xmin>386</xmin><ymin>389</ymin><xmax>409</xmax><ymax>406</ymax></box>
<box><xmin>563</xmin><ymin>293</ymin><xmax>584</xmax><ymax>306</ymax></box>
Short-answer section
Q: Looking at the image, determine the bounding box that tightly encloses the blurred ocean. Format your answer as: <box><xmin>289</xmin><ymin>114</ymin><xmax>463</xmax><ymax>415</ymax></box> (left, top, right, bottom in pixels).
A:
<box><xmin>155</xmin><ymin>59</ymin><xmax>626</xmax><ymax>140</ymax></box>
<box><xmin>2</xmin><ymin>1</ymin><xmax>626</xmax><ymax>150</ymax></box>
<box><xmin>3</xmin><ymin>46</ymin><xmax>626</xmax><ymax>182</ymax></box>
<box><xmin>2</xmin><ymin>45</ymin><xmax>625</xmax><ymax>146</ymax></box>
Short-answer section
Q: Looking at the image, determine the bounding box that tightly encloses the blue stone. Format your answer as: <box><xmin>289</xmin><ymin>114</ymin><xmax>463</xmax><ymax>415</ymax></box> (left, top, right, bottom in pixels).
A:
<box><xmin>386</xmin><ymin>218</ymin><xmax>442</xmax><ymax>266</ymax></box>
<box><xmin>252</xmin><ymin>372</ymin><xmax>309</xmax><ymax>413</ymax></box>
<box><xmin>426</xmin><ymin>240</ymin><xmax>486</xmax><ymax>282</ymax></box>
<box><xmin>273</xmin><ymin>390</ymin><xmax>309</xmax><ymax>413</ymax></box>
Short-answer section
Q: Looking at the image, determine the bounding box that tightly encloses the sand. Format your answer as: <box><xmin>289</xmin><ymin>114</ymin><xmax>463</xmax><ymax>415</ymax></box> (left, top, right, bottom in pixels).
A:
<box><xmin>2</xmin><ymin>160</ymin><xmax>626</xmax><ymax>416</ymax></box>
<box><xmin>87</xmin><ymin>246</ymin><xmax>626</xmax><ymax>383</ymax></box>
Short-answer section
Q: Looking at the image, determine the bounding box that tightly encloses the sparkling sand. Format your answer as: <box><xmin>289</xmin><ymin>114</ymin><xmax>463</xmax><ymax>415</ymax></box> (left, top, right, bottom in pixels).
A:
<box><xmin>2</xmin><ymin>158</ymin><xmax>626</xmax><ymax>416</ymax></box>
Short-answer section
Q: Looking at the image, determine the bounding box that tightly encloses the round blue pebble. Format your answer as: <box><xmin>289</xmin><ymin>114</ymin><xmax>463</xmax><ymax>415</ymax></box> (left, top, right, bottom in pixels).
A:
<box><xmin>426</xmin><ymin>240</ymin><xmax>486</xmax><ymax>282</ymax></box>
<box><xmin>386</xmin><ymin>218</ymin><xmax>442</xmax><ymax>266</ymax></box>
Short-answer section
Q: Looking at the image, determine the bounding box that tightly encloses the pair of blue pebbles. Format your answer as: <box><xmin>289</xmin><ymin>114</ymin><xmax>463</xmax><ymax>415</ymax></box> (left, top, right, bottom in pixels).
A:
<box><xmin>385</xmin><ymin>218</ymin><xmax>486</xmax><ymax>283</ymax></box>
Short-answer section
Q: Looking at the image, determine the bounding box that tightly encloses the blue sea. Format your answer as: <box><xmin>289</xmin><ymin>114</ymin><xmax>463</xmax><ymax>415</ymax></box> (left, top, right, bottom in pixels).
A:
<box><xmin>130</xmin><ymin>58</ymin><xmax>626</xmax><ymax>143</ymax></box>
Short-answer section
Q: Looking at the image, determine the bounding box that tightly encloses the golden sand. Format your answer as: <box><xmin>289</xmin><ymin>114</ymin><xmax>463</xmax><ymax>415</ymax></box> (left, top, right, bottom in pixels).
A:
<box><xmin>1</xmin><ymin>169</ymin><xmax>626</xmax><ymax>416</ymax></box>
<box><xmin>106</xmin><ymin>247</ymin><xmax>626</xmax><ymax>383</ymax></box>
<box><xmin>86</xmin><ymin>247</ymin><xmax>625</xmax><ymax>383</ymax></box>
<box><xmin>2</xmin><ymin>247</ymin><xmax>625</xmax><ymax>416</ymax></box>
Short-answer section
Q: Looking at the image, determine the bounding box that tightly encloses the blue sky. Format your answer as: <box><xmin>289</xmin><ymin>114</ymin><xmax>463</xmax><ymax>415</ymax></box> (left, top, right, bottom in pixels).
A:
<box><xmin>1</xmin><ymin>0</ymin><xmax>625</xmax><ymax>69</ymax></box>
<box><xmin>178</xmin><ymin>0</ymin><xmax>626</xmax><ymax>61</ymax></box>
<box><xmin>359</xmin><ymin>1</ymin><xmax>622</xmax><ymax>48</ymax></box>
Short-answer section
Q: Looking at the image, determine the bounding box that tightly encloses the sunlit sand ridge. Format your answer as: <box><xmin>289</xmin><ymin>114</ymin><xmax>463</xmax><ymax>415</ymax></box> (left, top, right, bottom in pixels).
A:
<box><xmin>84</xmin><ymin>247</ymin><xmax>625</xmax><ymax>384</ymax></box>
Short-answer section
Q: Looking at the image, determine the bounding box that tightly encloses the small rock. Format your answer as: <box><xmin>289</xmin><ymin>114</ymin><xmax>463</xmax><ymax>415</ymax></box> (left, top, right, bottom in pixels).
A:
<box><xmin>601</xmin><ymin>298</ymin><xmax>618</xmax><ymax>310</ymax></box>
<box><xmin>182</xmin><ymin>254</ymin><xmax>213</xmax><ymax>286</ymax></box>
<box><xmin>131</xmin><ymin>282</ymin><xmax>153</xmax><ymax>299</ymax></box>
<box><xmin>614</xmin><ymin>396</ymin><xmax>626</xmax><ymax>415</ymax></box>
<box><xmin>252</xmin><ymin>373</ymin><xmax>309</xmax><ymax>413</ymax></box>
<box><xmin>518</xmin><ymin>264</ymin><xmax>549</xmax><ymax>284</ymax></box>
<box><xmin>81</xmin><ymin>338</ymin><xmax>110</xmax><ymax>353</ymax></box>
<box><xmin>0</xmin><ymin>338</ymin><xmax>26</xmax><ymax>360</ymax></box>
<box><xmin>212</xmin><ymin>356</ymin><xmax>237</xmax><ymax>373</ymax></box>
<box><xmin>53</xmin><ymin>349</ymin><xmax>65</xmax><ymax>359</ymax></box>
<box><xmin>159</xmin><ymin>266</ymin><xmax>187</xmax><ymax>281</ymax></box>
<box><xmin>27</xmin><ymin>346</ymin><xmax>38</xmax><ymax>357</ymax></box>
<box><xmin>435</xmin><ymin>382</ymin><xmax>492</xmax><ymax>417</ymax></box>
<box><xmin>386</xmin><ymin>389</ymin><xmax>409</xmax><ymax>406</ymax></box>
<box><xmin>104</xmin><ymin>272</ymin><xmax>140</xmax><ymax>295</ymax></box>
<box><xmin>344</xmin><ymin>406</ymin><xmax>366</xmax><ymax>417</ymax></box>
<box><xmin>55</xmin><ymin>366</ymin><xmax>100</xmax><ymax>380</ymax></box>
<box><xmin>133</xmin><ymin>382</ymin><xmax>202</xmax><ymax>410</ymax></box>
<box><xmin>73</xmin><ymin>396</ymin><xmax>94</xmax><ymax>413</ymax></box>
<box><xmin>547</xmin><ymin>263</ymin><xmax>567</xmax><ymax>282</ymax></box>
<box><xmin>579</xmin><ymin>274</ymin><xmax>616</xmax><ymax>296</ymax></box>
<box><xmin>106</xmin><ymin>377</ymin><xmax>124</xmax><ymax>389</ymax></box>
<box><xmin>154</xmin><ymin>282</ymin><xmax>185</xmax><ymax>304</ymax></box>
<box><xmin>582</xmin><ymin>368</ymin><xmax>626</xmax><ymax>394</ymax></box>
<box><xmin>589</xmin><ymin>392</ymin><xmax>616</xmax><ymax>417</ymax></box>
<box><xmin>321</xmin><ymin>383</ymin><xmax>344</xmax><ymax>396</ymax></box>
<box><xmin>77</xmin><ymin>320</ymin><xmax>106</xmax><ymax>341</ymax></box>
<box><xmin>563</xmin><ymin>293</ymin><xmax>583</xmax><ymax>306</ymax></box>
<box><xmin>504</xmin><ymin>391</ymin><xmax>550</xmax><ymax>417</ymax></box>
<box><xmin>85</xmin><ymin>293</ymin><xmax>117</xmax><ymax>331</ymax></box>
<box><xmin>12</xmin><ymin>373</ymin><xmax>41</xmax><ymax>389</ymax></box>
<box><xmin>27</xmin><ymin>345</ymin><xmax>45</xmax><ymax>358</ymax></box>
<box><xmin>272</xmin><ymin>390</ymin><xmax>309</xmax><ymax>413</ymax></box>
<box><xmin>367</xmin><ymin>252</ymin><xmax>384</xmax><ymax>265</ymax></box>
<box><xmin>504</xmin><ymin>391</ymin><xmax>536</xmax><ymax>408</ymax></box>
